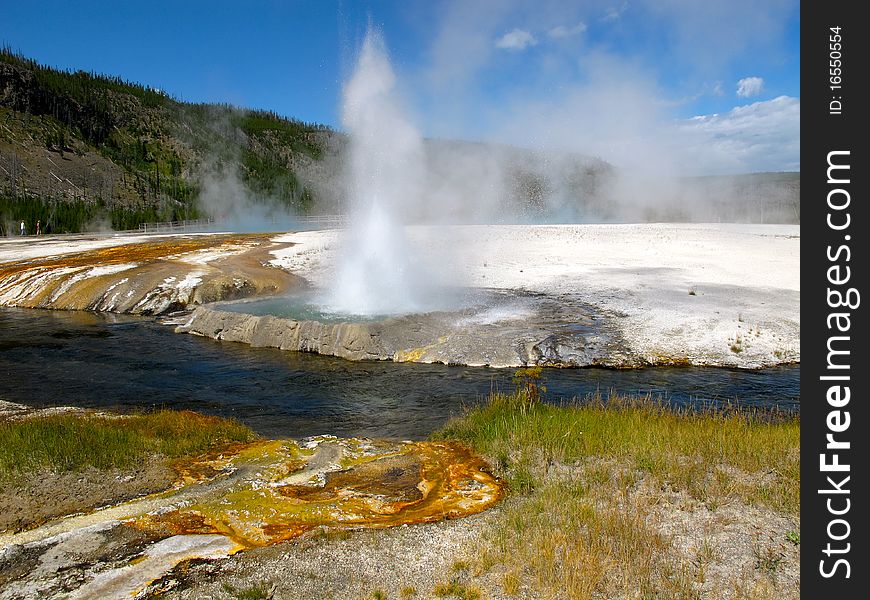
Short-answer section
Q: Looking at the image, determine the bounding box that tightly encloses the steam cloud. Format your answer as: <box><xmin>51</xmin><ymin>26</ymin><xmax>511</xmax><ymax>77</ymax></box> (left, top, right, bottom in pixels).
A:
<box><xmin>401</xmin><ymin>0</ymin><xmax>800</xmax><ymax>220</ymax></box>
<box><xmin>197</xmin><ymin>160</ymin><xmax>299</xmax><ymax>233</ymax></box>
<box><xmin>192</xmin><ymin>108</ymin><xmax>304</xmax><ymax>233</ymax></box>
<box><xmin>298</xmin><ymin>6</ymin><xmax>799</xmax><ymax>239</ymax></box>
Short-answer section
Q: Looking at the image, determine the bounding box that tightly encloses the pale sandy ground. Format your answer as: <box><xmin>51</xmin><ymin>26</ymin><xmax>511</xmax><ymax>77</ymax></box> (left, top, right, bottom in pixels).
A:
<box><xmin>270</xmin><ymin>223</ymin><xmax>800</xmax><ymax>368</ymax></box>
<box><xmin>0</xmin><ymin>231</ymin><xmax>254</xmax><ymax>267</ymax></box>
<box><xmin>0</xmin><ymin>224</ymin><xmax>799</xmax><ymax>368</ymax></box>
<box><xmin>0</xmin><ymin>233</ymin><xmax>166</xmax><ymax>263</ymax></box>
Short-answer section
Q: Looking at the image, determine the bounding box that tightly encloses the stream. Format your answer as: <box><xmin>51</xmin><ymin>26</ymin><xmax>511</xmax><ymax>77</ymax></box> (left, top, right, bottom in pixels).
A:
<box><xmin>0</xmin><ymin>307</ymin><xmax>799</xmax><ymax>439</ymax></box>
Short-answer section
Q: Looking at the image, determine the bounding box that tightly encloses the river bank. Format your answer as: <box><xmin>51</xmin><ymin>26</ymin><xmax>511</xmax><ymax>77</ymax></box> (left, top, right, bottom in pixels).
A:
<box><xmin>0</xmin><ymin>394</ymin><xmax>799</xmax><ymax>599</ymax></box>
<box><xmin>270</xmin><ymin>223</ymin><xmax>800</xmax><ymax>369</ymax></box>
<box><xmin>0</xmin><ymin>307</ymin><xmax>800</xmax><ymax>444</ymax></box>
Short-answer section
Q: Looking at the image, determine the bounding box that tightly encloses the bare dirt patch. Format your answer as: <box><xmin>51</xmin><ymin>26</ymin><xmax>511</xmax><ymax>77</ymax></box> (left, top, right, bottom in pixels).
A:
<box><xmin>0</xmin><ymin>459</ymin><xmax>174</xmax><ymax>533</ymax></box>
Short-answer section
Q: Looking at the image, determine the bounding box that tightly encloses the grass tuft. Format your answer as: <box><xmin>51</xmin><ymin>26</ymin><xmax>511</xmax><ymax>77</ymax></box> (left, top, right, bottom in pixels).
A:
<box><xmin>754</xmin><ymin>544</ymin><xmax>785</xmax><ymax>575</ymax></box>
<box><xmin>501</xmin><ymin>569</ymin><xmax>521</xmax><ymax>595</ymax></box>
<box><xmin>222</xmin><ymin>581</ymin><xmax>273</xmax><ymax>600</ymax></box>
<box><xmin>433</xmin><ymin>580</ymin><xmax>482</xmax><ymax>599</ymax></box>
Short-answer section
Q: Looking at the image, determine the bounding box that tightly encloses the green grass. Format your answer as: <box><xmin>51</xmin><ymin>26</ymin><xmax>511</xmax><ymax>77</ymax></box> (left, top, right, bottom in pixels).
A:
<box><xmin>432</xmin><ymin>386</ymin><xmax>800</xmax><ymax>599</ymax></box>
<box><xmin>477</xmin><ymin>479</ymin><xmax>695</xmax><ymax>599</ymax></box>
<box><xmin>222</xmin><ymin>581</ymin><xmax>274</xmax><ymax>600</ymax></box>
<box><xmin>435</xmin><ymin>390</ymin><xmax>799</xmax><ymax>514</ymax></box>
<box><xmin>0</xmin><ymin>410</ymin><xmax>256</xmax><ymax>478</ymax></box>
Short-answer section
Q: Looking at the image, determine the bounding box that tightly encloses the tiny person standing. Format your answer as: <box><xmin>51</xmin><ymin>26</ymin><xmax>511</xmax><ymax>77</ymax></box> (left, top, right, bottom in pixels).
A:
<box><xmin>20</xmin><ymin>220</ymin><xmax>25</xmax><ymax>236</ymax></box>
<box><xmin>36</xmin><ymin>220</ymin><xmax>41</xmax><ymax>235</ymax></box>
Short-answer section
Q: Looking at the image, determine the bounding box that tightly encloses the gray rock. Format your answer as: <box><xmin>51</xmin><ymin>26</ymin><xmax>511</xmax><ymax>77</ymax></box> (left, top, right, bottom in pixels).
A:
<box><xmin>177</xmin><ymin>291</ymin><xmax>637</xmax><ymax>368</ymax></box>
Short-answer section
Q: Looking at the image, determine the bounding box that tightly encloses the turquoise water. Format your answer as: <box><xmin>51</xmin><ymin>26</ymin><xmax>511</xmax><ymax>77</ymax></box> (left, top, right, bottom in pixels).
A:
<box><xmin>219</xmin><ymin>294</ymin><xmax>389</xmax><ymax>322</ymax></box>
<box><xmin>216</xmin><ymin>288</ymin><xmax>505</xmax><ymax>322</ymax></box>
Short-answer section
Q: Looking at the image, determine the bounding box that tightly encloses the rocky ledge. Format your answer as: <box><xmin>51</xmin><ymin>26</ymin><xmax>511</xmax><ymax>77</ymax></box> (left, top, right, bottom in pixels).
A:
<box><xmin>176</xmin><ymin>291</ymin><xmax>637</xmax><ymax>368</ymax></box>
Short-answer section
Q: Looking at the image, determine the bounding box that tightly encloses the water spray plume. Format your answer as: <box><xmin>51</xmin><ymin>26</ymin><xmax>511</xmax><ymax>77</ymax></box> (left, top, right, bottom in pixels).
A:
<box><xmin>325</xmin><ymin>27</ymin><xmax>428</xmax><ymax>316</ymax></box>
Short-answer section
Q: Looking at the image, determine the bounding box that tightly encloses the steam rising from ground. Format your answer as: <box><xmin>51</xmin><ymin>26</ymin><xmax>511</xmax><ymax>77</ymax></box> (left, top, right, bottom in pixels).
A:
<box><xmin>197</xmin><ymin>161</ymin><xmax>299</xmax><ymax>232</ymax></box>
<box><xmin>186</xmin><ymin>105</ymin><xmax>309</xmax><ymax>234</ymax></box>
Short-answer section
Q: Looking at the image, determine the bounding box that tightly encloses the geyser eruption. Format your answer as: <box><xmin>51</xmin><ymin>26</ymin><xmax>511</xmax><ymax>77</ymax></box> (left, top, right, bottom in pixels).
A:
<box><xmin>325</xmin><ymin>28</ymin><xmax>428</xmax><ymax>316</ymax></box>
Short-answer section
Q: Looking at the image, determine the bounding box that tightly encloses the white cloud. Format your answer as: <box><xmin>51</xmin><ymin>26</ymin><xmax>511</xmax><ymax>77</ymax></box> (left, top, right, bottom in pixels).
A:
<box><xmin>495</xmin><ymin>28</ymin><xmax>538</xmax><ymax>50</ymax></box>
<box><xmin>736</xmin><ymin>76</ymin><xmax>764</xmax><ymax>98</ymax></box>
<box><xmin>677</xmin><ymin>96</ymin><xmax>800</xmax><ymax>174</ymax></box>
<box><xmin>548</xmin><ymin>22</ymin><xmax>587</xmax><ymax>38</ymax></box>
<box><xmin>603</xmin><ymin>1</ymin><xmax>630</xmax><ymax>22</ymax></box>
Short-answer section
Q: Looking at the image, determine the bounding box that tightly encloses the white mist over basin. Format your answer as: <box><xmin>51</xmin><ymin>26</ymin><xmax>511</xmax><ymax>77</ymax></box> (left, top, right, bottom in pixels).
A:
<box><xmin>324</xmin><ymin>27</ymin><xmax>432</xmax><ymax>316</ymax></box>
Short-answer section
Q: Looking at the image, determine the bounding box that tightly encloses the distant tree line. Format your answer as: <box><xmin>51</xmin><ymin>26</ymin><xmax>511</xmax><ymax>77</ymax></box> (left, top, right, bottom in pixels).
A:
<box><xmin>0</xmin><ymin>193</ymin><xmax>203</xmax><ymax>235</ymax></box>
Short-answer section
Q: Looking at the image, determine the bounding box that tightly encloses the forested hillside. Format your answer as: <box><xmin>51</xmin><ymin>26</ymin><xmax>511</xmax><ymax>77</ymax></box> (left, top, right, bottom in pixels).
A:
<box><xmin>0</xmin><ymin>48</ymin><xmax>327</xmax><ymax>234</ymax></box>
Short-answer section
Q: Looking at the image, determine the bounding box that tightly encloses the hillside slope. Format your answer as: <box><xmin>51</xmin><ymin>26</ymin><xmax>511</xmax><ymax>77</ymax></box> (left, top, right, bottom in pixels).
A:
<box><xmin>0</xmin><ymin>49</ymin><xmax>326</xmax><ymax>233</ymax></box>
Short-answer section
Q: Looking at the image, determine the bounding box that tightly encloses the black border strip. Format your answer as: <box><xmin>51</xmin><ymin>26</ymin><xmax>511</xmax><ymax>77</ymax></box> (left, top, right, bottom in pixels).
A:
<box><xmin>802</xmin><ymin>2</ymin><xmax>868</xmax><ymax>596</ymax></box>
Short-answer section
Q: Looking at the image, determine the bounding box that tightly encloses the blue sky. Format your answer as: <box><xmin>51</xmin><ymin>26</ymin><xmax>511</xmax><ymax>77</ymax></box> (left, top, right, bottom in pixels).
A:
<box><xmin>1</xmin><ymin>0</ymin><xmax>800</xmax><ymax>174</ymax></box>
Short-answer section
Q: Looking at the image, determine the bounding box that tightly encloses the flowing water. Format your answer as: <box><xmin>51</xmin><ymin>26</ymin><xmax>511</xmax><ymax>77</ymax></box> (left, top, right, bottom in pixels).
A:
<box><xmin>0</xmin><ymin>308</ymin><xmax>799</xmax><ymax>439</ymax></box>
